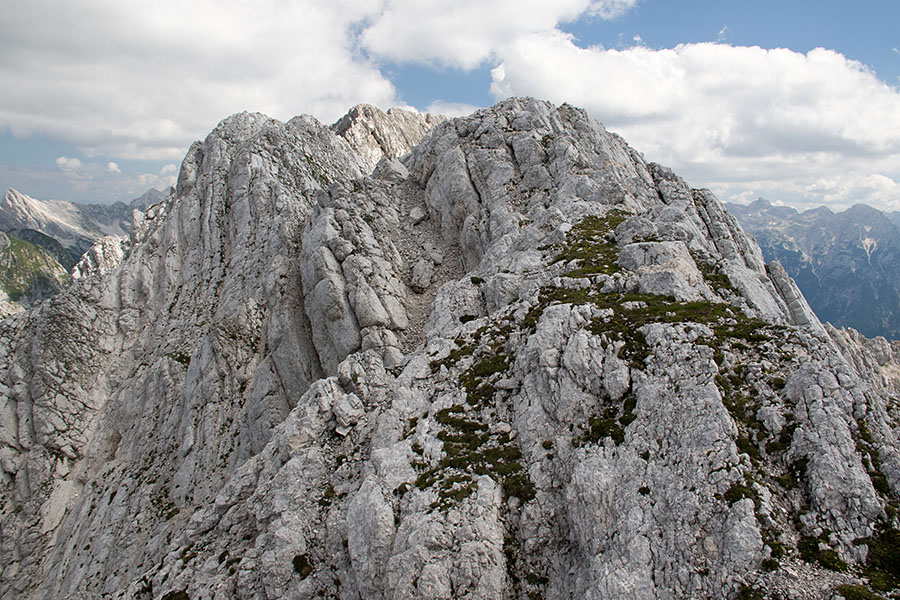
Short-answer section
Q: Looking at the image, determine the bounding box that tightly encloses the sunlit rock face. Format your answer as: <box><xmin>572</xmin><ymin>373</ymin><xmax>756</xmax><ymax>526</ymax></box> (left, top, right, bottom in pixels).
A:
<box><xmin>1</xmin><ymin>99</ymin><xmax>898</xmax><ymax>600</ymax></box>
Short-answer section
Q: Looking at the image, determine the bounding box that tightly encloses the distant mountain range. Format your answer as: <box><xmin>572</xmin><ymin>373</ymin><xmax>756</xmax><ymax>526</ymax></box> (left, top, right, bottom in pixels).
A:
<box><xmin>0</xmin><ymin>187</ymin><xmax>168</xmax><ymax>314</ymax></box>
<box><xmin>727</xmin><ymin>198</ymin><xmax>900</xmax><ymax>340</ymax></box>
<box><xmin>0</xmin><ymin>187</ymin><xmax>164</xmax><ymax>261</ymax></box>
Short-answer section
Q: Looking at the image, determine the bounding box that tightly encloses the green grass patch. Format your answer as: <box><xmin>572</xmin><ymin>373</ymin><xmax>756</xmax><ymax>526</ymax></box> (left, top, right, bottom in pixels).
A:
<box><xmin>544</xmin><ymin>211</ymin><xmax>628</xmax><ymax>278</ymax></box>
<box><xmin>579</xmin><ymin>396</ymin><xmax>638</xmax><ymax>447</ymax></box>
<box><xmin>429</xmin><ymin>341</ymin><xmax>477</xmax><ymax>373</ymax></box>
<box><xmin>836</xmin><ymin>585</ymin><xmax>886</xmax><ymax>600</ymax></box>
<box><xmin>798</xmin><ymin>535</ymin><xmax>848</xmax><ymax>572</ymax></box>
<box><xmin>714</xmin><ymin>319</ymin><xmax>773</xmax><ymax>343</ymax></box>
<box><xmin>723</xmin><ymin>480</ymin><xmax>759</xmax><ymax>507</ymax></box>
<box><xmin>854</xmin><ymin>528</ymin><xmax>900</xmax><ymax>593</ymax></box>
<box><xmin>693</xmin><ymin>255</ymin><xmax>739</xmax><ymax>296</ymax></box>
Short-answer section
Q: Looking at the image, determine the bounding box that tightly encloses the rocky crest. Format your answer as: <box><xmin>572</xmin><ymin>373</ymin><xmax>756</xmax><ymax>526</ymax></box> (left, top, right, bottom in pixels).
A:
<box><xmin>1</xmin><ymin>100</ymin><xmax>898</xmax><ymax>600</ymax></box>
<box><xmin>331</xmin><ymin>104</ymin><xmax>444</xmax><ymax>172</ymax></box>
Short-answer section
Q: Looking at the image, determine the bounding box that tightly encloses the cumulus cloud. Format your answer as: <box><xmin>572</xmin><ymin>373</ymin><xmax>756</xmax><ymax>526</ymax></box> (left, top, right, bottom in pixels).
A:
<box><xmin>1</xmin><ymin>0</ymin><xmax>640</xmax><ymax>166</ymax></box>
<box><xmin>361</xmin><ymin>0</ymin><xmax>637</xmax><ymax>69</ymax></box>
<box><xmin>491</xmin><ymin>33</ymin><xmax>900</xmax><ymax>209</ymax></box>
<box><xmin>0</xmin><ymin>0</ymin><xmax>397</xmax><ymax>161</ymax></box>
<box><xmin>55</xmin><ymin>156</ymin><xmax>82</xmax><ymax>171</ymax></box>
<box><xmin>425</xmin><ymin>101</ymin><xmax>482</xmax><ymax>117</ymax></box>
<box><xmin>107</xmin><ymin>161</ymin><xmax>121</xmax><ymax>173</ymax></box>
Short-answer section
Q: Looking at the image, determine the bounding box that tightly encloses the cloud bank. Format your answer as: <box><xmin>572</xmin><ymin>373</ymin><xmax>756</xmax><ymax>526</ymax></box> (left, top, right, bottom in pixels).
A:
<box><xmin>1</xmin><ymin>0</ymin><xmax>396</xmax><ymax>161</ymax></box>
<box><xmin>361</xmin><ymin>0</ymin><xmax>638</xmax><ymax>68</ymax></box>
<box><xmin>1</xmin><ymin>0</ymin><xmax>639</xmax><ymax>160</ymax></box>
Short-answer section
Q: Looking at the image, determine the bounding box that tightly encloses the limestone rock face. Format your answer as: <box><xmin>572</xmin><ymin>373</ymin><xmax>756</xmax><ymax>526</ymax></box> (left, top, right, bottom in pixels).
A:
<box><xmin>1</xmin><ymin>99</ymin><xmax>898</xmax><ymax>600</ymax></box>
<box><xmin>69</xmin><ymin>236</ymin><xmax>130</xmax><ymax>280</ymax></box>
<box><xmin>331</xmin><ymin>104</ymin><xmax>444</xmax><ymax>173</ymax></box>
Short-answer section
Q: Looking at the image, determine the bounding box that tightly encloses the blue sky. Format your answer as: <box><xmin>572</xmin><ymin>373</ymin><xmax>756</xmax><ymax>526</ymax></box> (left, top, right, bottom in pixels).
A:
<box><xmin>393</xmin><ymin>1</ymin><xmax>900</xmax><ymax>109</ymax></box>
<box><xmin>1</xmin><ymin>0</ymin><xmax>899</xmax><ymax>210</ymax></box>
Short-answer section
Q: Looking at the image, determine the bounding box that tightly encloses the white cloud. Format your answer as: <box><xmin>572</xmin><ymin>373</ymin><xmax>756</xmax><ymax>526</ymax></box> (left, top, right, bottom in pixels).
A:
<box><xmin>360</xmin><ymin>0</ymin><xmax>638</xmax><ymax>68</ymax></box>
<box><xmin>0</xmin><ymin>0</ymin><xmax>397</xmax><ymax>161</ymax></box>
<box><xmin>491</xmin><ymin>34</ymin><xmax>900</xmax><ymax>210</ymax></box>
<box><xmin>160</xmin><ymin>163</ymin><xmax>177</xmax><ymax>175</ymax></box>
<box><xmin>55</xmin><ymin>156</ymin><xmax>83</xmax><ymax>171</ymax></box>
<box><xmin>135</xmin><ymin>172</ymin><xmax>177</xmax><ymax>193</ymax></box>
<box><xmin>425</xmin><ymin>101</ymin><xmax>482</xmax><ymax>117</ymax></box>
<box><xmin>588</xmin><ymin>0</ymin><xmax>640</xmax><ymax>20</ymax></box>
<box><xmin>1</xmin><ymin>0</ymin><xmax>642</xmax><ymax>167</ymax></box>
<box><xmin>107</xmin><ymin>161</ymin><xmax>121</xmax><ymax>173</ymax></box>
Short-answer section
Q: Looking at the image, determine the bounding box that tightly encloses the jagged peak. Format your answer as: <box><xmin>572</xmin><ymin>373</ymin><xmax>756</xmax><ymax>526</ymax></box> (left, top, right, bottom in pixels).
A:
<box><xmin>330</xmin><ymin>102</ymin><xmax>444</xmax><ymax>171</ymax></box>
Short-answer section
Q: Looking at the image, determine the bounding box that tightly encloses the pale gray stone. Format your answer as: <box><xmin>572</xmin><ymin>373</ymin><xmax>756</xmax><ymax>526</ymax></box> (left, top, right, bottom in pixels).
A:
<box><xmin>409</xmin><ymin>258</ymin><xmax>434</xmax><ymax>294</ymax></box>
<box><xmin>1</xmin><ymin>98</ymin><xmax>896</xmax><ymax>600</ymax></box>
<box><xmin>409</xmin><ymin>206</ymin><xmax>427</xmax><ymax>225</ymax></box>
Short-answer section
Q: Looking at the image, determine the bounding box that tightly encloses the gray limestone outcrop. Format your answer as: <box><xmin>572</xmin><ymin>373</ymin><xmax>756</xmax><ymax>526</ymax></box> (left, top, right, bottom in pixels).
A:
<box><xmin>331</xmin><ymin>104</ymin><xmax>444</xmax><ymax>173</ymax></box>
<box><xmin>0</xmin><ymin>99</ymin><xmax>898</xmax><ymax>600</ymax></box>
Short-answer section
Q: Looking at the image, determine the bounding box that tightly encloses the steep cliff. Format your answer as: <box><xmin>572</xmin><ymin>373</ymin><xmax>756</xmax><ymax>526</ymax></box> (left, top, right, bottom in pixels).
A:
<box><xmin>1</xmin><ymin>100</ymin><xmax>898</xmax><ymax>600</ymax></box>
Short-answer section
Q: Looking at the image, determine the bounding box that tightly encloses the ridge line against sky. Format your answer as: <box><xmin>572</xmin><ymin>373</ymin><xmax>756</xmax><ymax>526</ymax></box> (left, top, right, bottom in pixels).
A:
<box><xmin>1</xmin><ymin>0</ymin><xmax>899</xmax><ymax>211</ymax></box>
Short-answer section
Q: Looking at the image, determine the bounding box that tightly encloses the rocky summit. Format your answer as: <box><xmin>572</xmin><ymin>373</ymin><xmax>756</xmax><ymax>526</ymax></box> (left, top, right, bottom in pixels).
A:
<box><xmin>1</xmin><ymin>99</ymin><xmax>899</xmax><ymax>600</ymax></box>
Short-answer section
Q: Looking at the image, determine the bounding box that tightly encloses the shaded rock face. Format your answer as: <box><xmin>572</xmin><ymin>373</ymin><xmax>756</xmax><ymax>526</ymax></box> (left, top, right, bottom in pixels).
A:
<box><xmin>0</xmin><ymin>99</ymin><xmax>898</xmax><ymax>600</ymax></box>
<box><xmin>728</xmin><ymin>198</ymin><xmax>900</xmax><ymax>340</ymax></box>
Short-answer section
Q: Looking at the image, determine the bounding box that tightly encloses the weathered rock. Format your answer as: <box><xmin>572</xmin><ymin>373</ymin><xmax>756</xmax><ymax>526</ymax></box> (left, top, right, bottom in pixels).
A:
<box><xmin>1</xmin><ymin>98</ymin><xmax>898</xmax><ymax>600</ymax></box>
<box><xmin>331</xmin><ymin>104</ymin><xmax>444</xmax><ymax>172</ymax></box>
<box><xmin>410</xmin><ymin>258</ymin><xmax>434</xmax><ymax>293</ymax></box>
<box><xmin>69</xmin><ymin>235</ymin><xmax>129</xmax><ymax>280</ymax></box>
<box><xmin>409</xmin><ymin>206</ymin><xmax>427</xmax><ymax>225</ymax></box>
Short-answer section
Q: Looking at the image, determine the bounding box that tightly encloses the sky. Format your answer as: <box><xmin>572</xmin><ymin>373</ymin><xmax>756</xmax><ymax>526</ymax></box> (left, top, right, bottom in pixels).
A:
<box><xmin>1</xmin><ymin>0</ymin><xmax>899</xmax><ymax>212</ymax></box>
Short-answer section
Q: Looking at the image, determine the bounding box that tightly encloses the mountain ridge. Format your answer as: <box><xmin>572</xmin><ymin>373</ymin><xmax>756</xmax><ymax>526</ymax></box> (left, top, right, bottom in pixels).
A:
<box><xmin>0</xmin><ymin>99</ymin><xmax>898</xmax><ymax>600</ymax></box>
<box><xmin>0</xmin><ymin>187</ymin><xmax>165</xmax><ymax>260</ymax></box>
<box><xmin>727</xmin><ymin>198</ymin><xmax>900</xmax><ymax>340</ymax></box>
